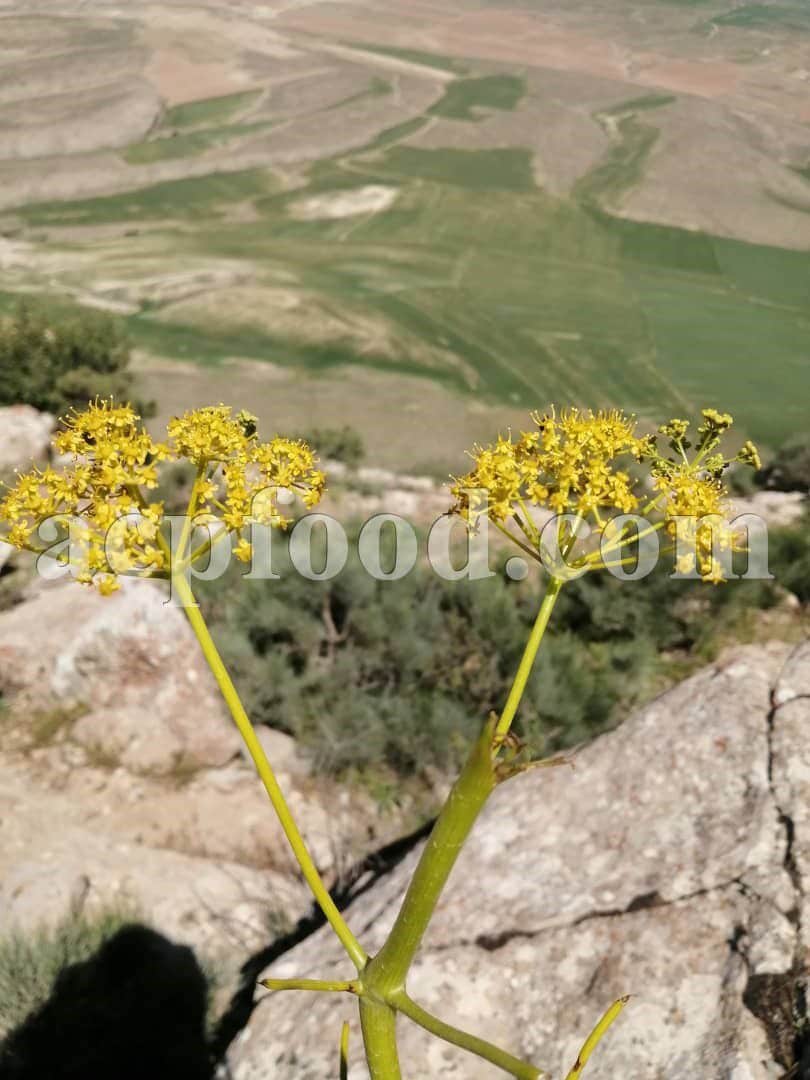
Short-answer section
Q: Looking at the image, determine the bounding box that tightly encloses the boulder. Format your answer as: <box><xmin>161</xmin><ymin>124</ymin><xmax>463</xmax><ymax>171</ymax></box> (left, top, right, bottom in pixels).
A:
<box><xmin>732</xmin><ymin>490</ymin><xmax>806</xmax><ymax>529</ymax></box>
<box><xmin>0</xmin><ymin>578</ymin><xmax>409</xmax><ymax>883</ymax></box>
<box><xmin>0</xmin><ymin>757</ymin><xmax>306</xmax><ymax>958</ymax></box>
<box><xmin>0</xmin><ymin>405</ymin><xmax>54</xmax><ymax>472</ymax></box>
<box><xmin>0</xmin><ymin>577</ymin><xmax>242</xmax><ymax>774</ymax></box>
<box><xmin>229</xmin><ymin>641</ymin><xmax>808</xmax><ymax>1079</ymax></box>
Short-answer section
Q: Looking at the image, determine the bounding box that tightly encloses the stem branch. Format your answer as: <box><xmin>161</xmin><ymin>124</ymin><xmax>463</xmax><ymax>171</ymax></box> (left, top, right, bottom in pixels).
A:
<box><xmin>395</xmin><ymin>994</ymin><xmax>542</xmax><ymax>1079</ymax></box>
<box><xmin>174</xmin><ymin>572</ymin><xmax>367</xmax><ymax>972</ymax></box>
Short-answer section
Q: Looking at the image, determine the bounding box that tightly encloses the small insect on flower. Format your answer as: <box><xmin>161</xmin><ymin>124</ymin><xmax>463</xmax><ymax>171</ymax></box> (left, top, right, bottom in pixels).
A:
<box><xmin>0</xmin><ymin>399</ymin><xmax>326</xmax><ymax>594</ymax></box>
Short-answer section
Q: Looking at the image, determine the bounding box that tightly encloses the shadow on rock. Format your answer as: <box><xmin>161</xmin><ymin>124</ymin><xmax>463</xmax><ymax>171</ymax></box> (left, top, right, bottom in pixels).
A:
<box><xmin>0</xmin><ymin>925</ymin><xmax>213</xmax><ymax>1080</ymax></box>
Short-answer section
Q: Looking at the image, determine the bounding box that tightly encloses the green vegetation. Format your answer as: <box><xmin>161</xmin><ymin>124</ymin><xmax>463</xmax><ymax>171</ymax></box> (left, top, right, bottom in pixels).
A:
<box><xmin>329</xmin><ymin>76</ymin><xmax>392</xmax><ymax>112</ymax></box>
<box><xmin>375</xmin><ymin>146</ymin><xmax>536</xmax><ymax>190</ymax></box>
<box><xmin>163</xmin><ymin>90</ymin><xmax>263</xmax><ymax>131</ymax></box>
<box><xmin>358</xmin><ymin>116</ymin><xmax>427</xmax><ymax>154</ymax></box>
<box><xmin>120</xmin><ymin>87</ymin><xmax>275</xmax><ymax>166</ymax></box>
<box><xmin>574</xmin><ymin>116</ymin><xmax>660</xmax><ymax>206</ymax></box>
<box><xmin>21</xmin><ymin>169</ymin><xmax>278</xmax><ymax>226</ymax></box>
<box><xmin>0</xmin><ymin>907</ymin><xmax>136</xmax><ymax>1034</ymax></box>
<box><xmin>428</xmin><ymin>74</ymin><xmax>526</xmax><ymax>121</ymax></box>
<box><xmin>297</xmin><ymin>425</ymin><xmax>366</xmax><ymax>468</ymax></box>
<box><xmin>761</xmin><ymin>433</ymin><xmax>810</xmax><ymax>494</ymax></box>
<box><xmin>709</xmin><ymin>4</ymin><xmax>810</xmax><ymax>31</ymax></box>
<box><xmin>600</xmin><ymin>93</ymin><xmax>677</xmax><ymax>116</ymax></box>
<box><xmin>0</xmin><ymin>302</ymin><xmax>153</xmax><ymax>417</ymax></box>
<box><xmin>10</xmin><ymin>80</ymin><xmax>810</xmax><ymax>448</ymax></box>
<box><xmin>199</xmin><ymin>519</ymin><xmax>808</xmax><ymax>787</ymax></box>
<box><xmin>122</xmin><ymin>120</ymin><xmax>275</xmax><ymax>165</ymax></box>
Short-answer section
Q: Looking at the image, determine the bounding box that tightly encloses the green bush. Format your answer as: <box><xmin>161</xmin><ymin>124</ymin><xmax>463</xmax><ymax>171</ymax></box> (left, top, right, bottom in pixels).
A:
<box><xmin>295</xmin><ymin>426</ymin><xmax>365</xmax><ymax>469</ymax></box>
<box><xmin>199</xmin><ymin>519</ymin><xmax>803</xmax><ymax>785</ymax></box>
<box><xmin>0</xmin><ymin>907</ymin><xmax>135</xmax><ymax>1035</ymax></box>
<box><xmin>0</xmin><ymin>302</ymin><xmax>154</xmax><ymax>418</ymax></box>
<box><xmin>760</xmin><ymin>433</ymin><xmax>810</xmax><ymax>493</ymax></box>
<box><xmin>770</xmin><ymin>513</ymin><xmax>810</xmax><ymax>603</ymax></box>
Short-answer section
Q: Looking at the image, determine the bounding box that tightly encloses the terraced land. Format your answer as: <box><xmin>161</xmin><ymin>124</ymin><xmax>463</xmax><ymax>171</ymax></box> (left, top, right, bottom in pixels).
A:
<box><xmin>1</xmin><ymin>0</ymin><xmax>809</xmax><ymax>459</ymax></box>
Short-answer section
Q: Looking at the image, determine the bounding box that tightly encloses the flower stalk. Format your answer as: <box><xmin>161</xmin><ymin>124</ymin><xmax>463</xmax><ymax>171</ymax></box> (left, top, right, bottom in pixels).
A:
<box><xmin>172</xmin><ymin>571</ymin><xmax>367</xmax><ymax>973</ymax></box>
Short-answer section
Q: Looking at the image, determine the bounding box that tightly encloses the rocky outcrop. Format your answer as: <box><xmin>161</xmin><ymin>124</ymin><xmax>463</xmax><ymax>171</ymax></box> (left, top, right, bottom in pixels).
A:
<box><xmin>732</xmin><ymin>490</ymin><xmax>806</xmax><ymax>529</ymax></box>
<box><xmin>229</xmin><ymin>641</ymin><xmax>808</xmax><ymax>1079</ymax></box>
<box><xmin>0</xmin><ymin>578</ymin><xmax>242</xmax><ymax>774</ymax></box>
<box><xmin>0</xmin><ymin>405</ymin><xmax>54</xmax><ymax>472</ymax></box>
<box><xmin>0</xmin><ymin>753</ymin><xmax>304</xmax><ymax>958</ymax></box>
<box><xmin>0</xmin><ymin>577</ymin><xmax>409</xmax><ymax>961</ymax></box>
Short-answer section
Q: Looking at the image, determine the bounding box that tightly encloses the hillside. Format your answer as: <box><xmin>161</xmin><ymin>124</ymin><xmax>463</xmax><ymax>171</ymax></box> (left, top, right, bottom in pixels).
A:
<box><xmin>1</xmin><ymin>1</ymin><xmax>809</xmax><ymax>455</ymax></box>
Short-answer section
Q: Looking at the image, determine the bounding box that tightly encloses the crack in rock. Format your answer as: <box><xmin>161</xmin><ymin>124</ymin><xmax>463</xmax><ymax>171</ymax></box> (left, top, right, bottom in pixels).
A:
<box><xmin>739</xmin><ymin>646</ymin><xmax>810</xmax><ymax>1075</ymax></box>
<box><xmin>471</xmin><ymin>881</ymin><xmax>756</xmax><ymax>954</ymax></box>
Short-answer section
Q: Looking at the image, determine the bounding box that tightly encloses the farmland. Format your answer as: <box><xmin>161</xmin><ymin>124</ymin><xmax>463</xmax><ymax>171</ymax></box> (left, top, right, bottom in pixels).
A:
<box><xmin>1</xmin><ymin>0</ymin><xmax>809</xmax><ymax>462</ymax></box>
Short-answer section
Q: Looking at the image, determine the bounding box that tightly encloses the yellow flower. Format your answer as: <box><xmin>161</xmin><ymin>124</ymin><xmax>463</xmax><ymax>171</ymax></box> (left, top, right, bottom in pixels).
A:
<box><xmin>737</xmin><ymin>440</ymin><xmax>762</xmax><ymax>471</ymax></box>
<box><xmin>450</xmin><ymin>405</ymin><xmax>747</xmax><ymax>584</ymax></box>
<box><xmin>167</xmin><ymin>405</ymin><xmax>253</xmax><ymax>465</ymax></box>
<box><xmin>0</xmin><ymin>398</ymin><xmax>325</xmax><ymax>593</ymax></box>
<box><xmin>97</xmin><ymin>575</ymin><xmax>120</xmax><ymax>596</ymax></box>
<box><xmin>450</xmin><ymin>407</ymin><xmax>644</xmax><ymax>526</ymax></box>
<box><xmin>233</xmin><ymin>538</ymin><xmax>253</xmax><ymax>563</ymax></box>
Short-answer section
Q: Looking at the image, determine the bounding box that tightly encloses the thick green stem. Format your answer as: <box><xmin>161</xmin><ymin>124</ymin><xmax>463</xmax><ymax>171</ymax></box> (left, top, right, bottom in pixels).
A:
<box><xmin>361</xmin><ymin>579</ymin><xmax>563</xmax><ymax>1080</ymax></box>
<box><xmin>366</xmin><ymin>715</ymin><xmax>499</xmax><ymax>993</ymax></box>
<box><xmin>395</xmin><ymin>994</ymin><xmax>542</xmax><ymax>1079</ymax></box>
<box><xmin>359</xmin><ymin>999</ymin><xmax>402</xmax><ymax>1080</ymax></box>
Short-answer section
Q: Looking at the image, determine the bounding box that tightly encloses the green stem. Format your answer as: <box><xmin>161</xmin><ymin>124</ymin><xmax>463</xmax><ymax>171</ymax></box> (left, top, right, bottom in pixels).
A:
<box><xmin>365</xmin><ymin>715</ymin><xmax>498</xmax><ymax>995</ymax></box>
<box><xmin>173</xmin><ymin>572</ymin><xmax>367</xmax><ymax>972</ymax></box>
<box><xmin>363</xmin><ymin>578</ymin><xmax>563</xmax><ymax>1004</ymax></box>
<box><xmin>260</xmin><ymin>978</ymin><xmax>359</xmax><ymax>994</ymax></box>
<box><xmin>395</xmin><ymin>994</ymin><xmax>542</xmax><ymax>1079</ymax></box>
<box><xmin>359</xmin><ymin>999</ymin><xmax>402</xmax><ymax>1080</ymax></box>
<box><xmin>494</xmin><ymin>577</ymin><xmax>563</xmax><ymax>743</ymax></box>
<box><xmin>340</xmin><ymin>1021</ymin><xmax>350</xmax><ymax>1080</ymax></box>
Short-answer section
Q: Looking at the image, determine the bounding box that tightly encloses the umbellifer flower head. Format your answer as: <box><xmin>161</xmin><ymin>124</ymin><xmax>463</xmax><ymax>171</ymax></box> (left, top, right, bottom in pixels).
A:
<box><xmin>0</xmin><ymin>399</ymin><xmax>325</xmax><ymax>593</ymax></box>
<box><xmin>450</xmin><ymin>406</ymin><xmax>760</xmax><ymax>584</ymax></box>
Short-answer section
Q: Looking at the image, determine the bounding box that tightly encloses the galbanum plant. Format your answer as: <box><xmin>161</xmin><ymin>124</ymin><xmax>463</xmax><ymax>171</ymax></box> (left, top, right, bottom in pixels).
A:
<box><xmin>0</xmin><ymin>401</ymin><xmax>759</xmax><ymax>1078</ymax></box>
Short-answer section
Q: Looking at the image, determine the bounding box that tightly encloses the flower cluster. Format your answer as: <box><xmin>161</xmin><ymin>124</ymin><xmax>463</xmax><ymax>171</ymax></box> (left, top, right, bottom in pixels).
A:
<box><xmin>450</xmin><ymin>406</ymin><xmax>760</xmax><ymax>583</ymax></box>
<box><xmin>0</xmin><ymin>400</ymin><xmax>325</xmax><ymax>591</ymax></box>
<box><xmin>167</xmin><ymin>406</ymin><xmax>325</xmax><ymax>551</ymax></box>
<box><xmin>450</xmin><ymin>407</ymin><xmax>647</xmax><ymax>525</ymax></box>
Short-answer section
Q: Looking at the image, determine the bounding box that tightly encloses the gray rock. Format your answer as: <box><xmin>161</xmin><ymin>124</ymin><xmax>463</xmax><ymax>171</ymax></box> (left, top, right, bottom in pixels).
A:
<box><xmin>0</xmin><ymin>404</ymin><xmax>54</xmax><ymax>471</ymax></box>
<box><xmin>229</xmin><ymin>643</ymin><xmax>807</xmax><ymax>1079</ymax></box>
<box><xmin>732</xmin><ymin>491</ymin><xmax>806</xmax><ymax>530</ymax></box>
<box><xmin>0</xmin><ymin>577</ymin><xmax>242</xmax><ymax>773</ymax></box>
<box><xmin>0</xmin><ymin>756</ymin><xmax>306</xmax><ymax>957</ymax></box>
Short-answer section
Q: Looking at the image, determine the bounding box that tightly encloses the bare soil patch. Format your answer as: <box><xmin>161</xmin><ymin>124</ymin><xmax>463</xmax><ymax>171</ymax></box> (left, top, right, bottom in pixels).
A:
<box><xmin>135</xmin><ymin>351</ymin><xmax>527</xmax><ymax>475</ymax></box>
<box><xmin>289</xmin><ymin>184</ymin><xmax>399</xmax><ymax>219</ymax></box>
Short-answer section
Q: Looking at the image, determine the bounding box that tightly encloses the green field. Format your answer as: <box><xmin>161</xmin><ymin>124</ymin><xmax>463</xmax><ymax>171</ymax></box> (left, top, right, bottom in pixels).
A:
<box><xmin>574</xmin><ymin>117</ymin><xmax>661</xmax><ymax>207</ymax></box>
<box><xmin>709</xmin><ymin>4</ymin><xmax>810</xmax><ymax>31</ymax></box>
<box><xmin>9</xmin><ymin>80</ymin><xmax>810</xmax><ymax>449</ymax></box>
<box><xmin>162</xmin><ymin>90</ymin><xmax>263</xmax><ymax>130</ymax></box>
<box><xmin>427</xmin><ymin>75</ymin><xmax>526</xmax><ymax>120</ymax></box>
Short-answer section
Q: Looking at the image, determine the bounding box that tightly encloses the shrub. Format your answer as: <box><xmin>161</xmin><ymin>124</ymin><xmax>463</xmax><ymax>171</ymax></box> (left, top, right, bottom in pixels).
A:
<box><xmin>0</xmin><ymin>906</ymin><xmax>135</xmax><ymax>1035</ymax></box>
<box><xmin>199</xmin><ymin>522</ymin><xmax>797</xmax><ymax>784</ymax></box>
<box><xmin>296</xmin><ymin>425</ymin><xmax>365</xmax><ymax>468</ymax></box>
<box><xmin>760</xmin><ymin>433</ymin><xmax>810</xmax><ymax>493</ymax></box>
<box><xmin>0</xmin><ymin>302</ymin><xmax>154</xmax><ymax>418</ymax></box>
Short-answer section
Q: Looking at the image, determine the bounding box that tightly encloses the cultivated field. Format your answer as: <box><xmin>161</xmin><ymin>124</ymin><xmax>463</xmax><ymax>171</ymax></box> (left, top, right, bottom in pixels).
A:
<box><xmin>1</xmin><ymin>0</ymin><xmax>809</xmax><ymax>457</ymax></box>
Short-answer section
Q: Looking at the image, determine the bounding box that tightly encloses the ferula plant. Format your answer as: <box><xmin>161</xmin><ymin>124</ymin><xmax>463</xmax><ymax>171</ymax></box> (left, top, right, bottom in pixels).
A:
<box><xmin>0</xmin><ymin>400</ymin><xmax>759</xmax><ymax>1078</ymax></box>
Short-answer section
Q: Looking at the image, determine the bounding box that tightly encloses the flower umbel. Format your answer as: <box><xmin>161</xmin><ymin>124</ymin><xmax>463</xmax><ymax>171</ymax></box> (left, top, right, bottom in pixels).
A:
<box><xmin>0</xmin><ymin>400</ymin><xmax>325</xmax><ymax>591</ymax></box>
<box><xmin>450</xmin><ymin>406</ymin><xmax>759</xmax><ymax>583</ymax></box>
